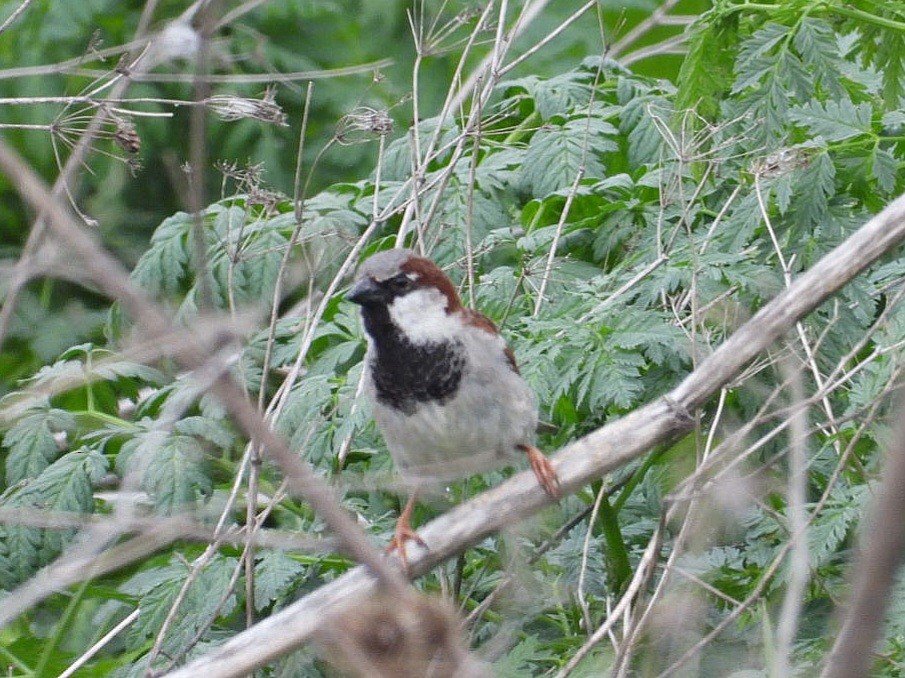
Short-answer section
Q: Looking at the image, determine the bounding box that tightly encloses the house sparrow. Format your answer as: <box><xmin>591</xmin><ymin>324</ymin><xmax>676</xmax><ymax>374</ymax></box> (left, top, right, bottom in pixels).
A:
<box><xmin>347</xmin><ymin>248</ymin><xmax>560</xmax><ymax>564</ymax></box>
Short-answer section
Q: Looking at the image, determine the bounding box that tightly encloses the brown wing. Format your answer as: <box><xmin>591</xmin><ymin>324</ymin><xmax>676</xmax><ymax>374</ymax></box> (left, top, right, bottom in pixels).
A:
<box><xmin>462</xmin><ymin>309</ymin><xmax>520</xmax><ymax>374</ymax></box>
<box><xmin>503</xmin><ymin>345</ymin><xmax>520</xmax><ymax>374</ymax></box>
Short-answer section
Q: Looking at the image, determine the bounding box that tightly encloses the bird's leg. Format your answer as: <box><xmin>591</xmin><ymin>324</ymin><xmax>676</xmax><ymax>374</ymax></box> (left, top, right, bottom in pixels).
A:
<box><xmin>518</xmin><ymin>443</ymin><xmax>561</xmax><ymax>499</ymax></box>
<box><xmin>387</xmin><ymin>491</ymin><xmax>427</xmax><ymax>573</ymax></box>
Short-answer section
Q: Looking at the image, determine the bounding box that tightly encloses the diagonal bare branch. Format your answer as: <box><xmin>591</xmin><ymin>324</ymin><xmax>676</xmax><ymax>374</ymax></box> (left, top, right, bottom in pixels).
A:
<box><xmin>0</xmin><ymin>137</ymin><xmax>409</xmax><ymax>604</ymax></box>
<box><xmin>821</xmin><ymin>396</ymin><xmax>905</xmax><ymax>678</ymax></box>
<box><xmin>165</xmin><ymin>192</ymin><xmax>905</xmax><ymax>677</ymax></box>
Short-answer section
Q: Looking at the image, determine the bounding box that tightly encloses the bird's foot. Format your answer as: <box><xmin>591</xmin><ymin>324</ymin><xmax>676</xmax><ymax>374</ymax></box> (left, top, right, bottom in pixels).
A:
<box><xmin>386</xmin><ymin>494</ymin><xmax>427</xmax><ymax>574</ymax></box>
<box><xmin>519</xmin><ymin>443</ymin><xmax>561</xmax><ymax>499</ymax></box>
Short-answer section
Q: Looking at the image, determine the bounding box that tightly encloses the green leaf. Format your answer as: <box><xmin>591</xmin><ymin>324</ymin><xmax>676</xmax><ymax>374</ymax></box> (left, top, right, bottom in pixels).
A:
<box><xmin>791</xmin><ymin>150</ymin><xmax>835</xmax><ymax>227</ymax></box>
<box><xmin>254</xmin><ymin>550</ymin><xmax>304</xmax><ymax>611</ymax></box>
<box><xmin>874</xmin><ymin>26</ymin><xmax>905</xmax><ymax>107</ymax></box>
<box><xmin>522</xmin><ymin>117</ymin><xmax>615</xmax><ymax>196</ymax></box>
<box><xmin>773</xmin><ymin>173</ymin><xmax>794</xmax><ymax>215</ymax></box>
<box><xmin>0</xmin><ymin>448</ymin><xmax>107</xmax><ymax>586</ymax></box>
<box><xmin>501</xmin><ymin>71</ymin><xmax>594</xmax><ymax>120</ymax></box>
<box><xmin>428</xmin><ymin>174</ymin><xmax>512</xmax><ymax>252</ymax></box>
<box><xmin>380</xmin><ymin>117</ymin><xmax>460</xmax><ymax>182</ymax></box>
<box><xmin>209</xmin><ymin>226</ymin><xmax>287</xmax><ymax>308</ymax></box>
<box><xmin>494</xmin><ymin>635</ymin><xmax>556</xmax><ymax>677</ymax></box>
<box><xmin>870</xmin><ymin>146</ymin><xmax>898</xmax><ymax>193</ymax></box>
<box><xmin>275</xmin><ymin>374</ymin><xmax>333</xmax><ymax>452</ymax></box>
<box><xmin>675</xmin><ymin>12</ymin><xmax>738</xmax><ymax>117</ymax></box>
<box><xmin>118</xmin><ymin>432</ymin><xmax>212</xmax><ymax>514</ymax></box>
<box><xmin>125</xmin><ymin>555</ymin><xmax>238</xmax><ymax>658</ymax></box>
<box><xmin>807</xmin><ymin>484</ymin><xmax>867</xmax><ymax>567</ymax></box>
<box><xmin>789</xmin><ymin>98</ymin><xmax>872</xmax><ymax>142</ymax></box>
<box><xmin>26</xmin><ymin>449</ymin><xmax>107</xmax><ymax>556</ymax></box>
<box><xmin>792</xmin><ymin>17</ymin><xmax>845</xmax><ymax>98</ymax></box>
<box><xmin>53</xmin><ymin>345</ymin><xmax>163</xmax><ymax>383</ymax></box>
<box><xmin>578</xmin><ymin>350</ymin><xmax>646</xmax><ymax>411</ymax></box>
<box><xmin>174</xmin><ymin>416</ymin><xmax>236</xmax><ymax>451</ymax></box>
<box><xmin>475</xmin><ymin>145</ymin><xmax>526</xmax><ymax>195</ymax></box>
<box><xmin>3</xmin><ymin>407</ymin><xmax>75</xmax><ymax>484</ymax></box>
<box><xmin>732</xmin><ymin>23</ymin><xmax>790</xmax><ymax>94</ymax></box>
<box><xmin>621</xmin><ymin>91</ymin><xmax>670</xmax><ymax>168</ymax></box>
<box><xmin>131</xmin><ymin>212</ymin><xmax>193</xmax><ymax>298</ymax></box>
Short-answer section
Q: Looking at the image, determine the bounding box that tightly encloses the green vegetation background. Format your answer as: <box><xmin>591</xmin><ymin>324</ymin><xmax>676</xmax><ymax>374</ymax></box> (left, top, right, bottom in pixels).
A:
<box><xmin>1</xmin><ymin>0</ymin><xmax>905</xmax><ymax>676</ymax></box>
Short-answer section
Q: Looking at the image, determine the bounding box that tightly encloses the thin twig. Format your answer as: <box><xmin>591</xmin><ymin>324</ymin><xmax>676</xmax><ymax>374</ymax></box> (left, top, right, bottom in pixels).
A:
<box><xmin>609</xmin><ymin>0</ymin><xmax>683</xmax><ymax>57</ymax></box>
<box><xmin>654</xmin><ymin>544</ymin><xmax>790</xmax><ymax>678</ymax></box>
<box><xmin>533</xmin><ymin>62</ymin><xmax>604</xmax><ymax>316</ymax></box>
<box><xmin>532</xmin><ymin>167</ymin><xmax>584</xmax><ymax>316</ymax></box>
<box><xmin>755</xmin><ymin>175</ymin><xmax>844</xmax><ymax>454</ymax></box>
<box><xmin>243</xmin><ymin>80</ymin><xmax>316</xmax><ymax>627</ymax></box>
<box><xmin>0</xmin><ymin>0</ymin><xmax>35</xmax><ymax>37</ymax></box>
<box><xmin>58</xmin><ymin>61</ymin><xmax>395</xmax><ymax>84</ymax></box>
<box><xmin>773</xmin><ymin>357</ymin><xmax>811</xmax><ymax>677</ymax></box>
<box><xmin>577</xmin><ymin>481</ymin><xmax>609</xmax><ymax>633</ymax></box>
<box><xmin>556</xmin><ymin>522</ymin><xmax>663</xmax><ymax>678</ymax></box>
<box><xmin>497</xmin><ymin>1</ymin><xmax>597</xmax><ymax>78</ymax></box>
<box><xmin>58</xmin><ymin>609</ymin><xmax>140</xmax><ymax>678</ymax></box>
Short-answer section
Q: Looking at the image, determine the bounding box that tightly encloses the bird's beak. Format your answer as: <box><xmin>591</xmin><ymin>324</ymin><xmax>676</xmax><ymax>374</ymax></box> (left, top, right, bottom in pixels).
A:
<box><xmin>347</xmin><ymin>276</ymin><xmax>383</xmax><ymax>305</ymax></box>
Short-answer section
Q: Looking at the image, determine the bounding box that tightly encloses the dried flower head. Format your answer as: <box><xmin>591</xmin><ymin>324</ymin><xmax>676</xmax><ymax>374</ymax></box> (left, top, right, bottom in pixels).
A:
<box><xmin>336</xmin><ymin>106</ymin><xmax>393</xmax><ymax>145</ymax></box>
<box><xmin>215</xmin><ymin>160</ymin><xmax>283</xmax><ymax>213</ymax></box>
<box><xmin>113</xmin><ymin>120</ymin><xmax>141</xmax><ymax>154</ymax></box>
<box><xmin>205</xmin><ymin>86</ymin><xmax>287</xmax><ymax>126</ymax></box>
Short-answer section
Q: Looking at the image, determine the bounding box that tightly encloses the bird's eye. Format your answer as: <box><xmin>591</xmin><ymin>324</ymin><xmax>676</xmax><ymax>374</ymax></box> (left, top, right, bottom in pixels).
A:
<box><xmin>385</xmin><ymin>274</ymin><xmax>414</xmax><ymax>293</ymax></box>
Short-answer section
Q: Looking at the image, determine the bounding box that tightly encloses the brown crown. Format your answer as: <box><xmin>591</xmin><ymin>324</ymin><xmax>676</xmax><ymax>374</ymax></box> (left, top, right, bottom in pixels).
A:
<box><xmin>399</xmin><ymin>256</ymin><xmax>463</xmax><ymax>313</ymax></box>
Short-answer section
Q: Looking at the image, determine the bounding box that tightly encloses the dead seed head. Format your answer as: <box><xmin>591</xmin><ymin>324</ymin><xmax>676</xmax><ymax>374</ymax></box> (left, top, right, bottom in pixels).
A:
<box><xmin>127</xmin><ymin>156</ymin><xmax>142</xmax><ymax>177</ymax></box>
<box><xmin>215</xmin><ymin>160</ymin><xmax>282</xmax><ymax>212</ymax></box>
<box><xmin>113</xmin><ymin>121</ymin><xmax>141</xmax><ymax>154</ymax></box>
<box><xmin>336</xmin><ymin>107</ymin><xmax>393</xmax><ymax>145</ymax></box>
<box><xmin>205</xmin><ymin>88</ymin><xmax>287</xmax><ymax>126</ymax></box>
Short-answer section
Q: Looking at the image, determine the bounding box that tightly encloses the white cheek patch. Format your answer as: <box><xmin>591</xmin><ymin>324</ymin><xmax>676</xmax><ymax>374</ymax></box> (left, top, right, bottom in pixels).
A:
<box><xmin>388</xmin><ymin>287</ymin><xmax>460</xmax><ymax>344</ymax></box>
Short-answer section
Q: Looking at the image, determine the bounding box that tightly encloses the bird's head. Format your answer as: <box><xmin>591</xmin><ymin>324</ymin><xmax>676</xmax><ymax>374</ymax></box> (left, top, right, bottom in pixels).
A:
<box><xmin>348</xmin><ymin>249</ymin><xmax>464</xmax><ymax>344</ymax></box>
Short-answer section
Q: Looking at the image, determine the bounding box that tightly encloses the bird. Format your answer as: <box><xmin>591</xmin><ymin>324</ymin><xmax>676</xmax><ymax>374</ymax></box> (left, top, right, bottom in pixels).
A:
<box><xmin>346</xmin><ymin>248</ymin><xmax>560</xmax><ymax>568</ymax></box>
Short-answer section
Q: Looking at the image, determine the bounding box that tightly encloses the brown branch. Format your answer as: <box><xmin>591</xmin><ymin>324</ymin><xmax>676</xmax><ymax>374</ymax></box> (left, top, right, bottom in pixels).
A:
<box><xmin>165</xmin><ymin>193</ymin><xmax>905</xmax><ymax>677</ymax></box>
<box><xmin>0</xmin><ymin>514</ymin><xmax>334</xmax><ymax>627</ymax></box>
<box><xmin>0</xmin><ymin>507</ymin><xmax>334</xmax><ymax>552</ymax></box>
<box><xmin>820</xmin><ymin>396</ymin><xmax>905</xmax><ymax>678</ymax></box>
<box><xmin>0</xmin><ymin>138</ymin><xmax>408</xmax><ymax>597</ymax></box>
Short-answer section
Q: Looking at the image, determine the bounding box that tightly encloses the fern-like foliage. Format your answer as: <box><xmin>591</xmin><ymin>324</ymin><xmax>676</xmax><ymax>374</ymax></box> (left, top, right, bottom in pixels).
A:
<box><xmin>2</xmin><ymin>1</ymin><xmax>905</xmax><ymax>674</ymax></box>
<box><xmin>0</xmin><ymin>448</ymin><xmax>107</xmax><ymax>587</ymax></box>
<box><xmin>3</xmin><ymin>407</ymin><xmax>74</xmax><ymax>484</ymax></box>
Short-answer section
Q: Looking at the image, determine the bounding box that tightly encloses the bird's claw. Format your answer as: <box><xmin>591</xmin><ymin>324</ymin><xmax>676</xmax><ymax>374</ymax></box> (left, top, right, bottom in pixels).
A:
<box><xmin>521</xmin><ymin>443</ymin><xmax>561</xmax><ymax>499</ymax></box>
<box><xmin>387</xmin><ymin>497</ymin><xmax>428</xmax><ymax>574</ymax></box>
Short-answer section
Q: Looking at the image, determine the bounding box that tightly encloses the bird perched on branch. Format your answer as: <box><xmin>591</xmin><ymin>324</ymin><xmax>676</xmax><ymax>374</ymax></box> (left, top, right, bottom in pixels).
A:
<box><xmin>347</xmin><ymin>248</ymin><xmax>560</xmax><ymax>568</ymax></box>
